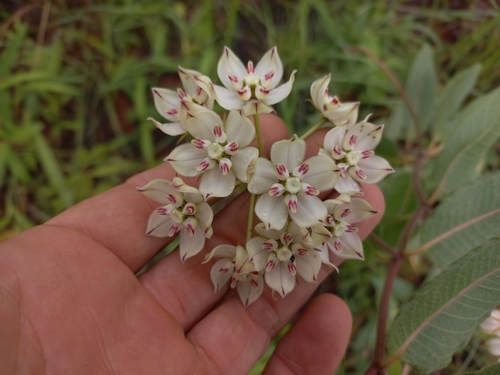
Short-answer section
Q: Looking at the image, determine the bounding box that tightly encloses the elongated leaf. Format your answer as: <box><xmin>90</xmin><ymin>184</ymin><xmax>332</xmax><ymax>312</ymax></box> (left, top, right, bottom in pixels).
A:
<box><xmin>428</xmin><ymin>87</ymin><xmax>500</xmax><ymax>199</ymax></box>
<box><xmin>464</xmin><ymin>364</ymin><xmax>500</xmax><ymax>375</ymax></box>
<box><xmin>386</xmin><ymin>44</ymin><xmax>437</xmax><ymax>140</ymax></box>
<box><xmin>431</xmin><ymin>64</ymin><xmax>481</xmax><ymax>141</ymax></box>
<box><xmin>387</xmin><ymin>238</ymin><xmax>500</xmax><ymax>373</ymax></box>
<box><xmin>418</xmin><ymin>172</ymin><xmax>500</xmax><ymax>268</ymax></box>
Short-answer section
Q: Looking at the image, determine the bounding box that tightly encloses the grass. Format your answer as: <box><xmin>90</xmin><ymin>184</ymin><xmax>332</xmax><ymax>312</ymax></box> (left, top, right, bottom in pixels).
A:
<box><xmin>1</xmin><ymin>0</ymin><xmax>500</xmax><ymax>373</ymax></box>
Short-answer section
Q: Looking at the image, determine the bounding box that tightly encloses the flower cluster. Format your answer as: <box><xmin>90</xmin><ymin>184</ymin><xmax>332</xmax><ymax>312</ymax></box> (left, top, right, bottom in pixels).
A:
<box><xmin>139</xmin><ymin>47</ymin><xmax>393</xmax><ymax>306</ymax></box>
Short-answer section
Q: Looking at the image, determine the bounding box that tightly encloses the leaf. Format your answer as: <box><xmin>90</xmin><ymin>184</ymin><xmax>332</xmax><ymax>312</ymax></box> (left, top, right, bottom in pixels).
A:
<box><xmin>418</xmin><ymin>172</ymin><xmax>500</xmax><ymax>268</ymax></box>
<box><xmin>385</xmin><ymin>44</ymin><xmax>437</xmax><ymax>140</ymax></box>
<box><xmin>430</xmin><ymin>64</ymin><xmax>481</xmax><ymax>141</ymax></box>
<box><xmin>464</xmin><ymin>364</ymin><xmax>500</xmax><ymax>375</ymax></box>
<box><xmin>428</xmin><ymin>86</ymin><xmax>500</xmax><ymax>200</ymax></box>
<box><xmin>387</xmin><ymin>238</ymin><xmax>500</xmax><ymax>374</ymax></box>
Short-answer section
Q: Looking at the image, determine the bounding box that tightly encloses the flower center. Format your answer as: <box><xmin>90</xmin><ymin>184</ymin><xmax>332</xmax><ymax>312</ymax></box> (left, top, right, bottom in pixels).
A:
<box><xmin>276</xmin><ymin>245</ymin><xmax>293</xmax><ymax>262</ymax></box>
<box><xmin>207</xmin><ymin>143</ymin><xmax>225</xmax><ymax>160</ymax></box>
<box><xmin>170</xmin><ymin>208</ymin><xmax>184</xmax><ymax>224</ymax></box>
<box><xmin>345</xmin><ymin>150</ymin><xmax>361</xmax><ymax>166</ymax></box>
<box><xmin>332</xmin><ymin>221</ymin><xmax>347</xmax><ymax>238</ymax></box>
<box><xmin>244</xmin><ymin>72</ymin><xmax>261</xmax><ymax>87</ymax></box>
<box><xmin>285</xmin><ymin>177</ymin><xmax>302</xmax><ymax>194</ymax></box>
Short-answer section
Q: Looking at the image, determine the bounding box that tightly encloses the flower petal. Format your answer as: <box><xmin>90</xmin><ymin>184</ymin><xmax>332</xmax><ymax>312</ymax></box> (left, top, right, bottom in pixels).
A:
<box><xmin>204</xmin><ymin>244</ymin><xmax>237</xmax><ymax>263</ymax></box>
<box><xmin>213</xmin><ymin>85</ymin><xmax>247</xmax><ymax>110</ymax></box>
<box><xmin>183</xmin><ymin>108</ymin><xmax>221</xmax><ymax>141</ymax></box>
<box><xmin>265</xmin><ymin>262</ymin><xmax>296</xmax><ymax>298</ymax></box>
<box><xmin>237</xmin><ymin>275</ymin><xmax>264</xmax><ymax>307</ymax></box>
<box><xmin>145</xmin><ymin>209</ymin><xmax>177</xmax><ymax>237</ymax></box>
<box><xmin>246</xmin><ymin>237</ymin><xmax>269</xmax><ymax>271</ymax></box>
<box><xmin>231</xmin><ymin>147</ymin><xmax>259</xmax><ymax>183</ymax></box>
<box><xmin>164</xmin><ymin>144</ymin><xmax>206</xmax><ymax>177</ymax></box>
<box><xmin>270</xmin><ymin>134</ymin><xmax>306</xmax><ymax>171</ymax></box>
<box><xmin>333</xmin><ymin>198</ymin><xmax>378</xmax><ymax>224</ymax></box>
<box><xmin>290</xmin><ymin>193</ymin><xmax>327</xmax><ymax>228</ymax></box>
<box><xmin>262</xmin><ymin>70</ymin><xmax>296</xmax><ymax>105</ymax></box>
<box><xmin>137</xmin><ymin>179</ymin><xmax>177</xmax><ymax>204</ymax></box>
<box><xmin>323</xmin><ymin>102</ymin><xmax>359</xmax><ymax>127</ymax></box>
<box><xmin>294</xmin><ymin>250</ymin><xmax>321</xmax><ymax>282</ymax></box>
<box><xmin>323</xmin><ymin>126</ymin><xmax>347</xmax><ymax>154</ymax></box>
<box><xmin>210</xmin><ymin>259</ymin><xmax>234</xmax><ymax>292</ymax></box>
<box><xmin>225</xmin><ymin>109</ymin><xmax>256</xmax><ymax>147</ymax></box>
<box><xmin>254</xmin><ymin>222</ymin><xmax>284</xmax><ymax>240</ymax></box>
<box><xmin>255</xmin><ymin>47</ymin><xmax>284</xmax><ymax>89</ymax></box>
<box><xmin>247</xmin><ymin>157</ymin><xmax>277</xmax><ymax>194</ymax></box>
<box><xmin>179</xmin><ymin>225</ymin><xmax>206</xmax><ymax>261</ymax></box>
<box><xmin>328</xmin><ymin>232</ymin><xmax>364</xmax><ymax>260</ymax></box>
<box><xmin>199</xmin><ymin>167</ymin><xmax>236</xmax><ymax>199</ymax></box>
<box><xmin>241</xmin><ymin>100</ymin><xmax>274</xmax><ymax>116</ymax></box>
<box><xmin>310</xmin><ymin>74</ymin><xmax>331</xmax><ymax>110</ymax></box>
<box><xmin>217</xmin><ymin>47</ymin><xmax>247</xmax><ymax>89</ymax></box>
<box><xmin>194</xmin><ymin>202</ymin><xmax>214</xmax><ymax>232</ymax></box>
<box><xmin>151</xmin><ymin>88</ymin><xmax>180</xmax><ymax>121</ymax></box>
<box><xmin>344</xmin><ymin>121</ymin><xmax>384</xmax><ymax>151</ymax></box>
<box><xmin>354</xmin><ymin>156</ymin><xmax>394</xmax><ymax>184</ymax></box>
<box><xmin>147</xmin><ymin>117</ymin><xmax>186</xmax><ymax>136</ymax></box>
<box><xmin>255</xmin><ymin>194</ymin><xmax>288</xmax><ymax>230</ymax></box>
<box><xmin>301</xmin><ymin>155</ymin><xmax>339</xmax><ymax>191</ymax></box>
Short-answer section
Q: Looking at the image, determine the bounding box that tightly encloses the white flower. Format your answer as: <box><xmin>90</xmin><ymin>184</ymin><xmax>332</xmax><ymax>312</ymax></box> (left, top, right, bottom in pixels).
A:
<box><xmin>320</xmin><ymin>117</ymin><xmax>394</xmax><ymax>193</ymax></box>
<box><xmin>204</xmin><ymin>244</ymin><xmax>264</xmax><ymax>307</ymax></box>
<box><xmin>481</xmin><ymin>309</ymin><xmax>500</xmax><ymax>336</ymax></box>
<box><xmin>247</xmin><ymin>222</ymin><xmax>322</xmax><ymax>298</ymax></box>
<box><xmin>248</xmin><ymin>135</ymin><xmax>339</xmax><ymax>230</ymax></box>
<box><xmin>148</xmin><ymin>66</ymin><xmax>215</xmax><ymax>136</ymax></box>
<box><xmin>312</xmin><ymin>198</ymin><xmax>378</xmax><ymax>260</ymax></box>
<box><xmin>310</xmin><ymin>74</ymin><xmax>360</xmax><ymax>127</ymax></box>
<box><xmin>486</xmin><ymin>338</ymin><xmax>500</xmax><ymax>360</ymax></box>
<box><xmin>137</xmin><ymin>177</ymin><xmax>213</xmax><ymax>261</ymax></box>
<box><xmin>214</xmin><ymin>46</ymin><xmax>296</xmax><ymax>115</ymax></box>
<box><xmin>165</xmin><ymin>109</ymin><xmax>258</xmax><ymax>199</ymax></box>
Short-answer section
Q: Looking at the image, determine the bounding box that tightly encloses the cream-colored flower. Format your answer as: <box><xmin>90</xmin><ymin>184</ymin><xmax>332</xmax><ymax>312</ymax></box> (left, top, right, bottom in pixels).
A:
<box><xmin>214</xmin><ymin>46</ymin><xmax>296</xmax><ymax>115</ymax></box>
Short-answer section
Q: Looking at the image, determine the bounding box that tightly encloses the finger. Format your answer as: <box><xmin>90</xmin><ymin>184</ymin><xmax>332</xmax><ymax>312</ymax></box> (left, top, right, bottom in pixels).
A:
<box><xmin>262</xmin><ymin>294</ymin><xmax>352</xmax><ymax>375</ymax></box>
<box><xmin>46</xmin><ymin>114</ymin><xmax>289</xmax><ymax>272</ymax></box>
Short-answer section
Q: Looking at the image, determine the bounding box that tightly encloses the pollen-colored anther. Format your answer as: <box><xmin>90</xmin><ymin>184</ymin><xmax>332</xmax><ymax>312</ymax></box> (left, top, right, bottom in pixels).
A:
<box><xmin>250</xmin><ymin>279</ymin><xmax>258</xmax><ymax>288</ymax></box>
<box><xmin>341</xmin><ymin>209</ymin><xmax>351</xmax><ymax>218</ymax></box>
<box><xmin>214</xmin><ymin>124</ymin><xmax>223</xmax><ymax>138</ymax></box>
<box><xmin>349</xmin><ymin>135</ymin><xmax>358</xmax><ymax>146</ymax></box>
<box><xmin>297</xmin><ymin>247</ymin><xmax>309</xmax><ymax>256</ymax></box>
<box><xmin>326</xmin><ymin>215</ymin><xmax>334</xmax><ymax>225</ymax></box>
<box><xmin>334</xmin><ymin>241</ymin><xmax>342</xmax><ymax>252</ymax></box>
<box><xmin>195</xmin><ymin>86</ymin><xmax>202</xmax><ymax>96</ymax></box>
<box><xmin>166</xmin><ymin>194</ymin><xmax>178</xmax><ymax>204</ymax></box>
<box><xmin>187</xmin><ymin>224</ymin><xmax>195</xmax><ymax>236</ymax></box>
<box><xmin>334</xmin><ymin>146</ymin><xmax>344</xmax><ymax>155</ymax></box>
<box><xmin>362</xmin><ymin>150</ymin><xmax>375</xmax><ymax>158</ymax></box>
<box><xmin>297</xmin><ymin>163</ymin><xmax>310</xmax><ymax>175</ymax></box>
<box><xmin>157</xmin><ymin>207</ymin><xmax>168</xmax><ymax>215</ymax></box>
<box><xmin>230</xmin><ymin>277</ymin><xmax>239</xmax><ymax>288</ymax></box>
<box><xmin>178</xmin><ymin>89</ymin><xmax>187</xmax><ymax>98</ymax></box>
<box><xmin>287</xmin><ymin>199</ymin><xmax>298</xmax><ymax>213</ymax></box>
<box><xmin>305</xmin><ymin>185</ymin><xmax>319</xmax><ymax>196</ymax></box>
<box><xmin>197</xmin><ymin>160</ymin><xmax>211</xmax><ymax>172</ymax></box>
<box><xmin>347</xmin><ymin>225</ymin><xmax>358</xmax><ymax>232</ymax></box>
<box><xmin>264</xmin><ymin>71</ymin><xmax>275</xmax><ymax>81</ymax></box>
<box><xmin>167</xmin><ymin>108</ymin><xmax>178</xmax><ymax>116</ymax></box>
<box><xmin>266</xmin><ymin>260</ymin><xmax>276</xmax><ymax>272</ymax></box>
<box><xmin>183</xmin><ymin>203</ymin><xmax>196</xmax><ymax>216</ymax></box>
<box><xmin>191</xmin><ymin>139</ymin><xmax>207</xmax><ymax>149</ymax></box>
<box><xmin>169</xmin><ymin>225</ymin><xmax>179</xmax><ymax>237</ymax></box>
<box><xmin>219</xmin><ymin>161</ymin><xmax>230</xmax><ymax>175</ymax></box>
<box><xmin>262</xmin><ymin>241</ymin><xmax>275</xmax><ymax>250</ymax></box>
<box><xmin>276</xmin><ymin>163</ymin><xmax>288</xmax><ymax>177</ymax></box>
<box><xmin>332</xmin><ymin>96</ymin><xmax>340</xmax><ymax>105</ymax></box>
<box><xmin>247</xmin><ymin>61</ymin><xmax>255</xmax><ymax>74</ymax></box>
<box><xmin>356</xmin><ymin>169</ymin><xmax>367</xmax><ymax>179</ymax></box>
<box><xmin>219</xmin><ymin>267</ymin><xmax>229</xmax><ymax>273</ymax></box>
<box><xmin>269</xmin><ymin>184</ymin><xmax>283</xmax><ymax>196</ymax></box>
<box><xmin>282</xmin><ymin>232</ymin><xmax>293</xmax><ymax>244</ymax></box>
<box><xmin>228</xmin><ymin>73</ymin><xmax>238</xmax><ymax>83</ymax></box>
<box><xmin>225</xmin><ymin>141</ymin><xmax>239</xmax><ymax>153</ymax></box>
<box><xmin>287</xmin><ymin>262</ymin><xmax>297</xmax><ymax>275</ymax></box>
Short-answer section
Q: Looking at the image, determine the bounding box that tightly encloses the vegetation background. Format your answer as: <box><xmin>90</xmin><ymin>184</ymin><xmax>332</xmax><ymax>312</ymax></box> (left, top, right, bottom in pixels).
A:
<box><xmin>1</xmin><ymin>0</ymin><xmax>500</xmax><ymax>374</ymax></box>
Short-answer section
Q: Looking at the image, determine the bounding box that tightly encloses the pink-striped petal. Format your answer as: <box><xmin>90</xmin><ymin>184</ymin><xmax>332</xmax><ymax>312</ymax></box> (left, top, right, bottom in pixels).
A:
<box><xmin>210</xmin><ymin>259</ymin><xmax>234</xmax><ymax>292</ymax></box>
<box><xmin>179</xmin><ymin>225</ymin><xmax>206</xmax><ymax>261</ymax></box>
<box><xmin>237</xmin><ymin>275</ymin><xmax>264</xmax><ymax>307</ymax></box>
<box><xmin>255</xmin><ymin>194</ymin><xmax>288</xmax><ymax>230</ymax></box>
<box><xmin>354</xmin><ymin>156</ymin><xmax>394</xmax><ymax>183</ymax></box>
<box><xmin>265</xmin><ymin>262</ymin><xmax>296</xmax><ymax>298</ymax></box>
<box><xmin>217</xmin><ymin>47</ymin><xmax>247</xmax><ymax>89</ymax></box>
<box><xmin>270</xmin><ymin>134</ymin><xmax>306</xmax><ymax>171</ymax></box>
<box><xmin>164</xmin><ymin>144</ymin><xmax>207</xmax><ymax>177</ymax></box>
<box><xmin>254</xmin><ymin>47</ymin><xmax>284</xmax><ymax>89</ymax></box>
<box><xmin>199</xmin><ymin>167</ymin><xmax>236</xmax><ymax>199</ymax></box>
<box><xmin>262</xmin><ymin>70</ymin><xmax>296</xmax><ymax>105</ymax></box>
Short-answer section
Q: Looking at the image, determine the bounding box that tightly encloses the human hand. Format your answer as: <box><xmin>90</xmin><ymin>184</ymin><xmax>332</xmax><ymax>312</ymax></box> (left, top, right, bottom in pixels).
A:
<box><xmin>0</xmin><ymin>115</ymin><xmax>384</xmax><ymax>375</ymax></box>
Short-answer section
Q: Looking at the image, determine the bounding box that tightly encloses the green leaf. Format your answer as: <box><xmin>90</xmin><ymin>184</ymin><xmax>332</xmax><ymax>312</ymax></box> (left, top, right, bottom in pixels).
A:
<box><xmin>418</xmin><ymin>172</ymin><xmax>500</xmax><ymax>268</ymax></box>
<box><xmin>428</xmin><ymin>86</ymin><xmax>500</xmax><ymax>200</ymax></box>
<box><xmin>386</xmin><ymin>44</ymin><xmax>437</xmax><ymax>140</ymax></box>
<box><xmin>430</xmin><ymin>64</ymin><xmax>481</xmax><ymax>141</ymax></box>
<box><xmin>464</xmin><ymin>364</ymin><xmax>500</xmax><ymax>375</ymax></box>
<box><xmin>387</xmin><ymin>238</ymin><xmax>500</xmax><ymax>374</ymax></box>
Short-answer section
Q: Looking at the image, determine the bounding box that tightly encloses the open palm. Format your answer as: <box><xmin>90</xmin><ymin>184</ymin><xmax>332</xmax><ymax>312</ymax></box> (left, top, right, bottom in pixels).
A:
<box><xmin>0</xmin><ymin>115</ymin><xmax>384</xmax><ymax>375</ymax></box>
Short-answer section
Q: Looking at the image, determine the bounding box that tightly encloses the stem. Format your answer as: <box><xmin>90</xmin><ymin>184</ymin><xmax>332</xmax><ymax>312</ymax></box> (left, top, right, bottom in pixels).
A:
<box><xmin>253</xmin><ymin>114</ymin><xmax>264</xmax><ymax>157</ymax></box>
<box><xmin>369</xmin><ymin>233</ymin><xmax>398</xmax><ymax>258</ymax></box>
<box><xmin>300</xmin><ymin>117</ymin><xmax>328</xmax><ymax>140</ymax></box>
<box><xmin>350</xmin><ymin>46</ymin><xmax>423</xmax><ymax>149</ymax></box>
<box><xmin>246</xmin><ymin>194</ymin><xmax>256</xmax><ymax>242</ymax></box>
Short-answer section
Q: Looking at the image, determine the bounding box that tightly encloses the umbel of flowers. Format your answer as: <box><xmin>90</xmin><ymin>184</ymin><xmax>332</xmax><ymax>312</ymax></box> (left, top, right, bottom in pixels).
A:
<box><xmin>139</xmin><ymin>47</ymin><xmax>394</xmax><ymax>307</ymax></box>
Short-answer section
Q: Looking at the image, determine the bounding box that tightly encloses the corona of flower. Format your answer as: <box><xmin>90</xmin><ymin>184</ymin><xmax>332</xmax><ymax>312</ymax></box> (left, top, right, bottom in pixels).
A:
<box><xmin>320</xmin><ymin>117</ymin><xmax>394</xmax><ymax>193</ymax></box>
<box><xmin>310</xmin><ymin>74</ymin><xmax>360</xmax><ymax>127</ymax></box>
<box><xmin>137</xmin><ymin>177</ymin><xmax>213</xmax><ymax>261</ymax></box>
<box><xmin>214</xmin><ymin>46</ymin><xmax>296</xmax><ymax>114</ymax></box>
<box><xmin>149</xmin><ymin>67</ymin><xmax>215</xmax><ymax>136</ymax></box>
<box><xmin>248</xmin><ymin>135</ymin><xmax>339</xmax><ymax>229</ymax></box>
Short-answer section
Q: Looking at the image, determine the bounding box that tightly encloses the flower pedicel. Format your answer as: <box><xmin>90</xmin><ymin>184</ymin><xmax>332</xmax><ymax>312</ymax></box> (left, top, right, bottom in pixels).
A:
<box><xmin>137</xmin><ymin>46</ymin><xmax>394</xmax><ymax>306</ymax></box>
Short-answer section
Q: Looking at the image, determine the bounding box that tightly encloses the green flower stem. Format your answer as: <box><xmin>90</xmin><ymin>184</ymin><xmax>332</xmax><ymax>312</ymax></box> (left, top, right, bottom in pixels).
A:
<box><xmin>246</xmin><ymin>193</ymin><xmax>256</xmax><ymax>242</ymax></box>
<box><xmin>253</xmin><ymin>114</ymin><xmax>264</xmax><ymax>157</ymax></box>
<box><xmin>300</xmin><ymin>117</ymin><xmax>329</xmax><ymax>140</ymax></box>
